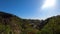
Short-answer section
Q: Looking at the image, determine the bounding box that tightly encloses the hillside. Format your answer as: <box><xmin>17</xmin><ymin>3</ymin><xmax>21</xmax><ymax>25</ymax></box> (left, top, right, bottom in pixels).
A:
<box><xmin>40</xmin><ymin>15</ymin><xmax>60</xmax><ymax>34</ymax></box>
<box><xmin>0</xmin><ymin>12</ymin><xmax>60</xmax><ymax>34</ymax></box>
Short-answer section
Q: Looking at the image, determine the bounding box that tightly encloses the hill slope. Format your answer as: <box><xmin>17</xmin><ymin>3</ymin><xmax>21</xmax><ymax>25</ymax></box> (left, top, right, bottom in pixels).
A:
<box><xmin>40</xmin><ymin>15</ymin><xmax>60</xmax><ymax>34</ymax></box>
<box><xmin>0</xmin><ymin>12</ymin><xmax>22</xmax><ymax>34</ymax></box>
<box><xmin>0</xmin><ymin>12</ymin><xmax>60</xmax><ymax>34</ymax></box>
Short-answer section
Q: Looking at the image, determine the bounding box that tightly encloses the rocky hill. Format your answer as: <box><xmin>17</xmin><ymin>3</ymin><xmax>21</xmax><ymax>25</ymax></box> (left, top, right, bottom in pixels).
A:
<box><xmin>0</xmin><ymin>12</ymin><xmax>60</xmax><ymax>34</ymax></box>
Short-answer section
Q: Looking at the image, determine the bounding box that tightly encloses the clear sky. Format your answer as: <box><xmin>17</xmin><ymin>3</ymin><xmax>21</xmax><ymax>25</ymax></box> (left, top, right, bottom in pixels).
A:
<box><xmin>0</xmin><ymin>0</ymin><xmax>60</xmax><ymax>19</ymax></box>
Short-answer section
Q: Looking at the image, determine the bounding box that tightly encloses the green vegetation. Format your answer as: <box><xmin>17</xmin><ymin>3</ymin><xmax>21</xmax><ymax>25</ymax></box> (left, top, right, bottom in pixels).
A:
<box><xmin>0</xmin><ymin>12</ymin><xmax>60</xmax><ymax>34</ymax></box>
<box><xmin>40</xmin><ymin>16</ymin><xmax>60</xmax><ymax>34</ymax></box>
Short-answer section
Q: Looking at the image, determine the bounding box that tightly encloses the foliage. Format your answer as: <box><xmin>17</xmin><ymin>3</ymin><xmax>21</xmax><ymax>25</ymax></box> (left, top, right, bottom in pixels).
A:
<box><xmin>40</xmin><ymin>15</ymin><xmax>60</xmax><ymax>34</ymax></box>
<box><xmin>0</xmin><ymin>12</ymin><xmax>60</xmax><ymax>34</ymax></box>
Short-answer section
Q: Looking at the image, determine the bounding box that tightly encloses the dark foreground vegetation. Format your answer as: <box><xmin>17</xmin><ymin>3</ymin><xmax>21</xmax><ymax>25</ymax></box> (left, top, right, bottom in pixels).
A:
<box><xmin>0</xmin><ymin>12</ymin><xmax>60</xmax><ymax>34</ymax></box>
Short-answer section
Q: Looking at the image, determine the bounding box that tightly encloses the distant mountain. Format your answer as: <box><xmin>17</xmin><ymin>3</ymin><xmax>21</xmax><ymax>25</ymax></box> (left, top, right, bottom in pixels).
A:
<box><xmin>0</xmin><ymin>12</ymin><xmax>60</xmax><ymax>34</ymax></box>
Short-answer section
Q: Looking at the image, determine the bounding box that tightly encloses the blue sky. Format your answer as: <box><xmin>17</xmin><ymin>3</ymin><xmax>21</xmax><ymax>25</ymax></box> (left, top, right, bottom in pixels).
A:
<box><xmin>0</xmin><ymin>0</ymin><xmax>60</xmax><ymax>19</ymax></box>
